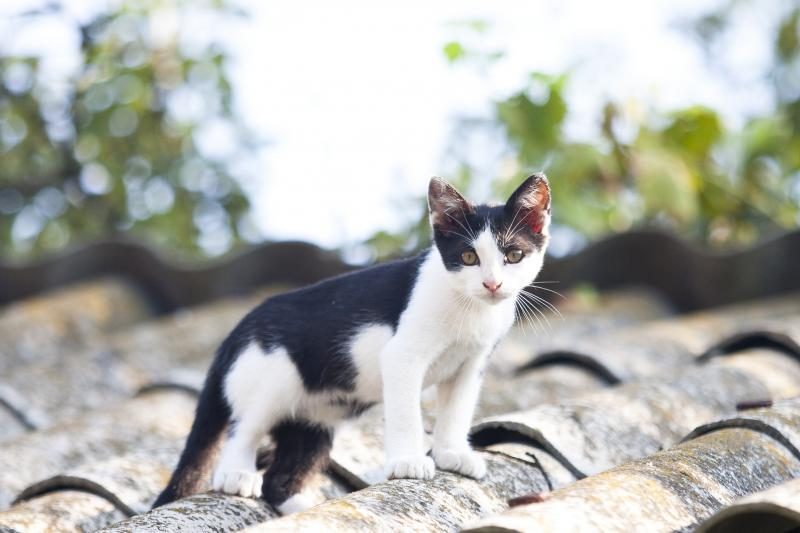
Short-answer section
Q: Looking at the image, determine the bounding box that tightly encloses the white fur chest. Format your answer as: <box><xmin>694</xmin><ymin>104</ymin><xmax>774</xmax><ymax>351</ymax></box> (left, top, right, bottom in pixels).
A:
<box><xmin>423</xmin><ymin>298</ymin><xmax>515</xmax><ymax>387</ymax></box>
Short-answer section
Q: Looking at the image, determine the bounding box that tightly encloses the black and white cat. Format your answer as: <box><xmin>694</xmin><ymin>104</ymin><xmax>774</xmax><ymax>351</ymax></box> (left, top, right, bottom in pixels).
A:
<box><xmin>154</xmin><ymin>174</ymin><xmax>551</xmax><ymax>513</ymax></box>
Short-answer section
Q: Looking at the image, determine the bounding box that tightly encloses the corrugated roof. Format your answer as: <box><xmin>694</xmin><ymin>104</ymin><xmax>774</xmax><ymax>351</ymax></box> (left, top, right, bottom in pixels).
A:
<box><xmin>0</xmin><ymin>388</ymin><xmax>196</xmax><ymax>509</ymax></box>
<box><xmin>695</xmin><ymin>477</ymin><xmax>800</xmax><ymax>533</ymax></box>
<box><xmin>466</xmin><ymin>398</ymin><xmax>800</xmax><ymax>533</ymax></box>
<box><xmin>0</xmin><ymin>286</ymin><xmax>285</xmax><ymax>436</ymax></box>
<box><xmin>1</xmin><ymin>243</ymin><xmax>800</xmax><ymax>532</ymax></box>
<box><xmin>4</xmin><ymin>230</ymin><xmax>800</xmax><ymax>311</ymax></box>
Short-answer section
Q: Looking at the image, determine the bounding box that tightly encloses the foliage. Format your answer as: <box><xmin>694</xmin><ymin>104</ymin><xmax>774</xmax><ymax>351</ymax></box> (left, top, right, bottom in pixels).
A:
<box><xmin>368</xmin><ymin>3</ymin><xmax>800</xmax><ymax>258</ymax></box>
<box><xmin>0</xmin><ymin>0</ymin><xmax>257</xmax><ymax>260</ymax></box>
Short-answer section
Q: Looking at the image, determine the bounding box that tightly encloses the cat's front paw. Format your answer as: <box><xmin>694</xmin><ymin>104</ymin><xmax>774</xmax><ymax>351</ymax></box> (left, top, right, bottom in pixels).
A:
<box><xmin>212</xmin><ymin>469</ymin><xmax>262</xmax><ymax>498</ymax></box>
<box><xmin>432</xmin><ymin>447</ymin><xmax>487</xmax><ymax>479</ymax></box>
<box><xmin>384</xmin><ymin>455</ymin><xmax>436</xmax><ymax>480</ymax></box>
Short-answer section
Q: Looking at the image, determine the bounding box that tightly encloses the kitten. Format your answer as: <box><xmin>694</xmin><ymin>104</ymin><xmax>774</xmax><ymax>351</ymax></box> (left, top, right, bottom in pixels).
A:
<box><xmin>153</xmin><ymin>174</ymin><xmax>551</xmax><ymax>514</ymax></box>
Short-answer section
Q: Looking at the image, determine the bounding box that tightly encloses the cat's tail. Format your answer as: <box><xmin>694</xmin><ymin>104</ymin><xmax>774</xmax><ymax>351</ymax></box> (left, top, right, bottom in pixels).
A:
<box><xmin>152</xmin><ymin>346</ymin><xmax>234</xmax><ymax>508</ymax></box>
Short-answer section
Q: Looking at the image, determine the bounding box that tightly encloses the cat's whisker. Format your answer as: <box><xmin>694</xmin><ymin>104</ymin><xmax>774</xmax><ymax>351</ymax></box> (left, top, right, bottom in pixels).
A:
<box><xmin>520</xmin><ymin>300</ymin><xmax>541</xmax><ymax>336</ymax></box>
<box><xmin>513</xmin><ymin>304</ymin><xmax>523</xmax><ymax>334</ymax></box>
<box><xmin>527</xmin><ymin>284</ymin><xmax>567</xmax><ymax>300</ymax></box>
<box><xmin>516</xmin><ymin>294</ymin><xmax>547</xmax><ymax>335</ymax></box>
<box><xmin>444</xmin><ymin>209</ymin><xmax>477</xmax><ymax>244</ymax></box>
<box><xmin>523</xmin><ymin>300</ymin><xmax>547</xmax><ymax>336</ymax></box>
<box><xmin>444</xmin><ymin>229</ymin><xmax>474</xmax><ymax>244</ymax></box>
<box><xmin>454</xmin><ymin>294</ymin><xmax>466</xmax><ymax>344</ymax></box>
<box><xmin>456</xmin><ymin>207</ymin><xmax>478</xmax><ymax>241</ymax></box>
<box><xmin>505</xmin><ymin>221</ymin><xmax>524</xmax><ymax>244</ymax></box>
<box><xmin>503</xmin><ymin>206</ymin><xmax>524</xmax><ymax>245</ymax></box>
<box><xmin>525</xmin><ymin>301</ymin><xmax>552</xmax><ymax>335</ymax></box>
<box><xmin>521</xmin><ymin>290</ymin><xmax>563</xmax><ymax>320</ymax></box>
<box><xmin>523</xmin><ymin>288</ymin><xmax>564</xmax><ymax>316</ymax></box>
<box><xmin>504</xmin><ymin>206</ymin><xmax>530</xmax><ymax>244</ymax></box>
<box><xmin>518</xmin><ymin>292</ymin><xmax>554</xmax><ymax>333</ymax></box>
<box><xmin>513</xmin><ymin>297</ymin><xmax>531</xmax><ymax>334</ymax></box>
<box><xmin>514</xmin><ymin>295</ymin><xmax>534</xmax><ymax>336</ymax></box>
<box><xmin>455</xmin><ymin>293</ymin><xmax>472</xmax><ymax>345</ymax></box>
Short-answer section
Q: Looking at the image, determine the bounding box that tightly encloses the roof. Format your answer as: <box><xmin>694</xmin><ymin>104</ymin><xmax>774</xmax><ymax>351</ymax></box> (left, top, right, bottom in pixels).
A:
<box><xmin>2</xmin><ymin>229</ymin><xmax>799</xmax><ymax>311</ymax></box>
<box><xmin>1</xmin><ymin>235</ymin><xmax>800</xmax><ymax>532</ymax></box>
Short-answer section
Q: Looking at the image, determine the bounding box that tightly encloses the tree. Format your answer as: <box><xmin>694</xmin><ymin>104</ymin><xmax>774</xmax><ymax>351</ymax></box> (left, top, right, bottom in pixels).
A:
<box><xmin>368</xmin><ymin>3</ymin><xmax>800</xmax><ymax>259</ymax></box>
<box><xmin>0</xmin><ymin>0</ymin><xmax>259</xmax><ymax>259</ymax></box>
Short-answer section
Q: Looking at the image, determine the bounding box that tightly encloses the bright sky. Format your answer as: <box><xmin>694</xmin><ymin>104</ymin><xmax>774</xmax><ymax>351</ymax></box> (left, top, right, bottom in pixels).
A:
<box><xmin>1</xmin><ymin>0</ymin><xmax>779</xmax><ymax>255</ymax></box>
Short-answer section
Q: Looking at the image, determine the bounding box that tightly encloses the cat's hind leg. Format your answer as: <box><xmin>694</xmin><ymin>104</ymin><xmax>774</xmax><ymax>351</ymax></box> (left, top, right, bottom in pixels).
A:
<box><xmin>262</xmin><ymin>419</ymin><xmax>333</xmax><ymax>514</ymax></box>
<box><xmin>213</xmin><ymin>344</ymin><xmax>302</xmax><ymax>498</ymax></box>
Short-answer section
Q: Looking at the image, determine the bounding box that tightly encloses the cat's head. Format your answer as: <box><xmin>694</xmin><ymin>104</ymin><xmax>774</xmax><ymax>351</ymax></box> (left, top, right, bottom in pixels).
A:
<box><xmin>428</xmin><ymin>174</ymin><xmax>551</xmax><ymax>304</ymax></box>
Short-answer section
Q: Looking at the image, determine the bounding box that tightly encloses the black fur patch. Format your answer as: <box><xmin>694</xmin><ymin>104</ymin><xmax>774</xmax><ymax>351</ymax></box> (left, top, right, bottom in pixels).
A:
<box><xmin>227</xmin><ymin>253</ymin><xmax>426</xmax><ymax>392</ymax></box>
<box><xmin>262</xmin><ymin>419</ymin><xmax>333</xmax><ymax>507</ymax></box>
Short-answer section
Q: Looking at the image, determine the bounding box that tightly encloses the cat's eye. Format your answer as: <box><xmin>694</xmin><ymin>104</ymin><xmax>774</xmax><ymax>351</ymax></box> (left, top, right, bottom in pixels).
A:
<box><xmin>461</xmin><ymin>250</ymin><xmax>479</xmax><ymax>266</ymax></box>
<box><xmin>505</xmin><ymin>249</ymin><xmax>524</xmax><ymax>264</ymax></box>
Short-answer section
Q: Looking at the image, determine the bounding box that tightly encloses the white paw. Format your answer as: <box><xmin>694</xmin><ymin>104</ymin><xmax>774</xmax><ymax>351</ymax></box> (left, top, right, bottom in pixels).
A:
<box><xmin>384</xmin><ymin>455</ymin><xmax>436</xmax><ymax>480</ymax></box>
<box><xmin>212</xmin><ymin>469</ymin><xmax>262</xmax><ymax>498</ymax></box>
<box><xmin>277</xmin><ymin>493</ymin><xmax>315</xmax><ymax>515</ymax></box>
<box><xmin>432</xmin><ymin>447</ymin><xmax>487</xmax><ymax>479</ymax></box>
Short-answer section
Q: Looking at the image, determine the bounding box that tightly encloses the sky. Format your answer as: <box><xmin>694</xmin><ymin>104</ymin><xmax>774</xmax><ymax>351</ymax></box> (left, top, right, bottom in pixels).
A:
<box><xmin>0</xmin><ymin>0</ymin><xmax>780</xmax><ymax>255</ymax></box>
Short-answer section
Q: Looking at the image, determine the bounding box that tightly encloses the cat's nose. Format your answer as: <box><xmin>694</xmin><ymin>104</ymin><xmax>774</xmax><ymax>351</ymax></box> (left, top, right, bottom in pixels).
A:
<box><xmin>483</xmin><ymin>281</ymin><xmax>502</xmax><ymax>293</ymax></box>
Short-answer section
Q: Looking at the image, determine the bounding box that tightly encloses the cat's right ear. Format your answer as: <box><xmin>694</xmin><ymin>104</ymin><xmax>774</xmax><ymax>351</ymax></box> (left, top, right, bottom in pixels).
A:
<box><xmin>504</xmin><ymin>173</ymin><xmax>551</xmax><ymax>234</ymax></box>
<box><xmin>428</xmin><ymin>177</ymin><xmax>473</xmax><ymax>232</ymax></box>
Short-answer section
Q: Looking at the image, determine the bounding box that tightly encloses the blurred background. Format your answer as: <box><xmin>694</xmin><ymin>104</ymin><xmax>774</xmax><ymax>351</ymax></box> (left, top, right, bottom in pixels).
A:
<box><xmin>0</xmin><ymin>0</ymin><xmax>798</xmax><ymax>264</ymax></box>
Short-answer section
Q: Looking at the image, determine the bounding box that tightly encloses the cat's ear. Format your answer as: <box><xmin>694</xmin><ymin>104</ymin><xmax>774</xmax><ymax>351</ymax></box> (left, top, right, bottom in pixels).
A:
<box><xmin>428</xmin><ymin>177</ymin><xmax>474</xmax><ymax>232</ymax></box>
<box><xmin>504</xmin><ymin>173</ymin><xmax>551</xmax><ymax>234</ymax></box>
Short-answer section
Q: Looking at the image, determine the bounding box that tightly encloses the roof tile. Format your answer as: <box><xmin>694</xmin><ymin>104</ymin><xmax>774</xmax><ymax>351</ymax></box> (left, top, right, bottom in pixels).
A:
<box><xmin>528</xmin><ymin>294</ymin><xmax>800</xmax><ymax>382</ymax></box>
<box><xmin>467</xmin><ymin>398</ymin><xmax>800</xmax><ymax>533</ymax></box>
<box><xmin>0</xmin><ymin>278</ymin><xmax>151</xmax><ymax>374</ymax></box>
<box><xmin>0</xmin><ymin>290</ymin><xmax>277</xmax><ymax>435</ymax></box>
<box><xmin>695</xmin><ymin>477</ymin><xmax>800</xmax><ymax>533</ymax></box>
<box><xmin>0</xmin><ymin>490</ymin><xmax>126</xmax><ymax>533</ymax></box>
<box><xmin>0</xmin><ymin>388</ymin><xmax>196</xmax><ymax>509</ymax></box>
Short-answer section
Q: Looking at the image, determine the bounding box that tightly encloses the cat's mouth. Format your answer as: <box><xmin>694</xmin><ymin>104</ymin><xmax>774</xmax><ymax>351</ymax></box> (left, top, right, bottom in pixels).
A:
<box><xmin>478</xmin><ymin>290</ymin><xmax>511</xmax><ymax>304</ymax></box>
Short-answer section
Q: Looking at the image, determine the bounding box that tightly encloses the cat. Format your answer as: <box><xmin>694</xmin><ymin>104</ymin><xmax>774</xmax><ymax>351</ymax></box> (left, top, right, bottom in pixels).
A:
<box><xmin>153</xmin><ymin>173</ymin><xmax>552</xmax><ymax>514</ymax></box>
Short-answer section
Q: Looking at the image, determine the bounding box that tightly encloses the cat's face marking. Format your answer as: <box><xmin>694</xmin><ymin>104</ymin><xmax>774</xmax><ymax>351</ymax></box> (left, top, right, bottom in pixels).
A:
<box><xmin>428</xmin><ymin>174</ymin><xmax>551</xmax><ymax>305</ymax></box>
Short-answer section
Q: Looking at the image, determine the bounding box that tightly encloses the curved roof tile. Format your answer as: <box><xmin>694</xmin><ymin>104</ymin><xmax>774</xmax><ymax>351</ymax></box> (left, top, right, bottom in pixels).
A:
<box><xmin>467</xmin><ymin>398</ymin><xmax>800</xmax><ymax>533</ymax></box>
<box><xmin>696</xmin><ymin>477</ymin><xmax>800</xmax><ymax>533</ymax></box>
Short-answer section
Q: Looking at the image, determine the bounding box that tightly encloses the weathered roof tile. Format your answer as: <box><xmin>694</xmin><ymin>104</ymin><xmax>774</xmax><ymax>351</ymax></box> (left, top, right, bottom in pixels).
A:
<box><xmin>0</xmin><ymin>278</ymin><xmax>152</xmax><ymax>374</ymax></box>
<box><xmin>246</xmin><ymin>451</ymin><xmax>548</xmax><ymax>533</ymax></box>
<box><xmin>14</xmin><ymin>450</ymin><xmax>175</xmax><ymax>516</ymax></box>
<box><xmin>467</xmin><ymin>398</ymin><xmax>800</xmax><ymax>533</ymax></box>
<box><xmin>528</xmin><ymin>294</ymin><xmax>800</xmax><ymax>382</ymax></box>
<box><xmin>0</xmin><ymin>290</ymin><xmax>276</xmax><ymax>433</ymax></box>
<box><xmin>487</xmin><ymin>288</ymin><xmax>673</xmax><ymax>375</ymax></box>
<box><xmin>695</xmin><ymin>477</ymin><xmax>800</xmax><ymax>533</ymax></box>
<box><xmin>0</xmin><ymin>490</ymin><xmax>126</xmax><ymax>533</ymax></box>
<box><xmin>97</xmin><ymin>493</ymin><xmax>277</xmax><ymax>533</ymax></box>
<box><xmin>0</xmin><ymin>388</ymin><xmax>196</xmax><ymax>509</ymax></box>
<box><xmin>94</xmin><ymin>471</ymin><xmax>350</xmax><ymax>533</ymax></box>
<box><xmin>472</xmin><ymin>349</ymin><xmax>790</xmax><ymax>479</ymax></box>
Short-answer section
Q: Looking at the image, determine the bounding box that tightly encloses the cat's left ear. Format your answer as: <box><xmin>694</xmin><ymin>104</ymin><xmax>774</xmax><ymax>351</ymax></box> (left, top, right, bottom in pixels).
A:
<box><xmin>428</xmin><ymin>177</ymin><xmax>474</xmax><ymax>232</ymax></box>
<box><xmin>504</xmin><ymin>173</ymin><xmax>551</xmax><ymax>234</ymax></box>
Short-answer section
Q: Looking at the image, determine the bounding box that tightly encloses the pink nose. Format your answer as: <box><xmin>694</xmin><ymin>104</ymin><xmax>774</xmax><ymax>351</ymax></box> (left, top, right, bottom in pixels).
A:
<box><xmin>483</xmin><ymin>281</ymin><xmax>502</xmax><ymax>293</ymax></box>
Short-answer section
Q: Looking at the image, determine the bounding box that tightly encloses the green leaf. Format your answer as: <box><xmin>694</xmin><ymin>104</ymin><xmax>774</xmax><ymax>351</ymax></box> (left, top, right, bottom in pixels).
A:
<box><xmin>443</xmin><ymin>41</ymin><xmax>466</xmax><ymax>63</ymax></box>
